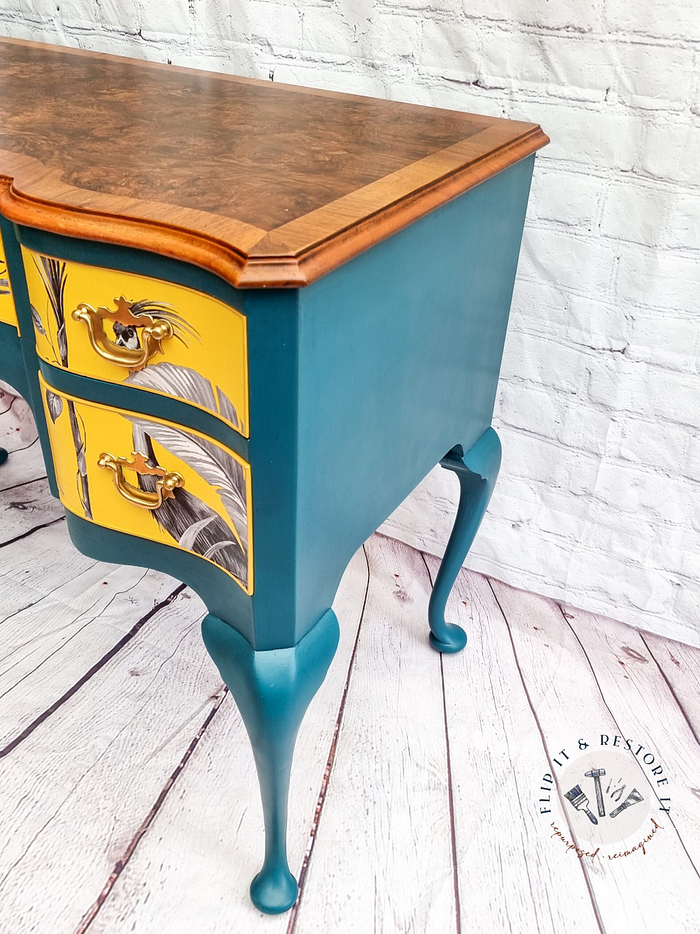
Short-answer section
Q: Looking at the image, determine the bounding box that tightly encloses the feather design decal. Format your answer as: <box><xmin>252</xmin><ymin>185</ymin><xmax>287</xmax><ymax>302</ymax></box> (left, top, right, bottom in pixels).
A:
<box><xmin>45</xmin><ymin>389</ymin><xmax>64</xmax><ymax>423</ymax></box>
<box><xmin>34</xmin><ymin>255</ymin><xmax>92</xmax><ymax>518</ymax></box>
<box><xmin>31</xmin><ymin>304</ymin><xmax>46</xmax><ymax>335</ymax></box>
<box><xmin>128</xmin><ymin>419</ymin><xmax>248</xmax><ymax>585</ymax></box>
<box><xmin>0</xmin><ymin>257</ymin><xmax>9</xmax><ymax>296</ymax></box>
<box><xmin>34</xmin><ymin>255</ymin><xmax>68</xmax><ymax>365</ymax></box>
<box><xmin>102</xmin><ymin>297</ymin><xmax>200</xmax><ymax>356</ymax></box>
<box><xmin>216</xmin><ymin>387</ymin><xmax>240</xmax><ymax>430</ymax></box>
<box><xmin>130</xmin><ymin>416</ymin><xmax>247</xmax><ymax>545</ymax></box>
<box><xmin>68</xmin><ymin>400</ymin><xmax>92</xmax><ymax>519</ymax></box>
<box><xmin>125</xmin><ymin>299</ymin><xmax>200</xmax><ymax>345</ymax></box>
<box><xmin>125</xmin><ymin>362</ymin><xmax>239</xmax><ymax>429</ymax></box>
<box><xmin>177</xmin><ymin>515</ymin><xmax>219</xmax><ymax>550</ymax></box>
<box><xmin>56</xmin><ymin>322</ymin><xmax>68</xmax><ymax>366</ymax></box>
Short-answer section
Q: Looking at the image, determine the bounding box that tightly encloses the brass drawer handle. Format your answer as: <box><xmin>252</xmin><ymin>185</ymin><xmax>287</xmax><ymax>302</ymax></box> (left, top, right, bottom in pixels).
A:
<box><xmin>97</xmin><ymin>450</ymin><xmax>184</xmax><ymax>510</ymax></box>
<box><xmin>72</xmin><ymin>297</ymin><xmax>173</xmax><ymax>371</ymax></box>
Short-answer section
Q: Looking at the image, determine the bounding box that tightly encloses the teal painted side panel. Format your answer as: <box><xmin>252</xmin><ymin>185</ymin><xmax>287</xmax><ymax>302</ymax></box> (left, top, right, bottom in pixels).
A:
<box><xmin>291</xmin><ymin>156</ymin><xmax>535</xmax><ymax>642</ymax></box>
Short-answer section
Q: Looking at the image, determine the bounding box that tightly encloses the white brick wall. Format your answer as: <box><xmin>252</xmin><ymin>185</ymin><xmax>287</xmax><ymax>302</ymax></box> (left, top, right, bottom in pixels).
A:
<box><xmin>1</xmin><ymin>0</ymin><xmax>698</xmax><ymax>644</ymax></box>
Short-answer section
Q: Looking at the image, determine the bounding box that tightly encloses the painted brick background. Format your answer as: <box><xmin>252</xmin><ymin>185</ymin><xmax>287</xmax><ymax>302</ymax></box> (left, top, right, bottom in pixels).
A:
<box><xmin>0</xmin><ymin>1</ymin><xmax>698</xmax><ymax>643</ymax></box>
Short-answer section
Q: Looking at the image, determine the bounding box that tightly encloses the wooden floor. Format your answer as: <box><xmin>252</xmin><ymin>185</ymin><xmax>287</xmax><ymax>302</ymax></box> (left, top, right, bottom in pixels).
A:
<box><xmin>1</xmin><ymin>392</ymin><xmax>699</xmax><ymax>934</ymax></box>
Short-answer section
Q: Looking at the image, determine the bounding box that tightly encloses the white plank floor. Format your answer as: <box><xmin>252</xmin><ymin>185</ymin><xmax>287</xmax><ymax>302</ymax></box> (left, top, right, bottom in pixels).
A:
<box><xmin>1</xmin><ymin>398</ymin><xmax>699</xmax><ymax>934</ymax></box>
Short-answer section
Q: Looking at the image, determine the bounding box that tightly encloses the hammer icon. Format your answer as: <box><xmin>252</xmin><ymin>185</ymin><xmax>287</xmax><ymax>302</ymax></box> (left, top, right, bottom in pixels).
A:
<box><xmin>585</xmin><ymin>768</ymin><xmax>606</xmax><ymax>817</ymax></box>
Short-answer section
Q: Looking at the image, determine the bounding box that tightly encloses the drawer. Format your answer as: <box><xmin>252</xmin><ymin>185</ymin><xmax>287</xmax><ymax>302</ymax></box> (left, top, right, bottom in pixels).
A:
<box><xmin>39</xmin><ymin>374</ymin><xmax>253</xmax><ymax>594</ymax></box>
<box><xmin>24</xmin><ymin>249</ymin><xmax>249</xmax><ymax>437</ymax></box>
<box><xmin>0</xmin><ymin>229</ymin><xmax>18</xmax><ymax>331</ymax></box>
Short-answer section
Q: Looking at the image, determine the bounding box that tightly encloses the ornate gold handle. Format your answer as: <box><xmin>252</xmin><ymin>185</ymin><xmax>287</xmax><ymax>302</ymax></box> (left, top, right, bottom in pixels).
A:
<box><xmin>72</xmin><ymin>298</ymin><xmax>173</xmax><ymax>371</ymax></box>
<box><xmin>97</xmin><ymin>451</ymin><xmax>184</xmax><ymax>510</ymax></box>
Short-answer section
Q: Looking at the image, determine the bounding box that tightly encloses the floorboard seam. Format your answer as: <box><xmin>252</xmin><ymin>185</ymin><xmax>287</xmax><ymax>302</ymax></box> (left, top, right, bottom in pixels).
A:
<box><xmin>72</xmin><ymin>688</ymin><xmax>227</xmax><ymax>934</ymax></box>
<box><xmin>0</xmin><ymin>430</ymin><xmax>40</xmax><ymax>448</ymax></box>
<box><xmin>560</xmin><ymin>603</ymin><xmax>700</xmax><ymax>882</ymax></box>
<box><xmin>421</xmin><ymin>551</ymin><xmax>462</xmax><ymax>934</ymax></box>
<box><xmin>0</xmin><ymin>473</ymin><xmax>49</xmax><ymax>494</ymax></box>
<box><xmin>0</xmin><ymin>514</ymin><xmax>65</xmax><ymax>550</ymax></box>
<box><xmin>285</xmin><ymin>544</ymin><xmax>372</xmax><ymax>934</ymax></box>
<box><xmin>0</xmin><ymin>431</ymin><xmax>41</xmax><ymax>457</ymax></box>
<box><xmin>0</xmin><ymin>569</ymin><xmax>152</xmax><ymax>700</ymax></box>
<box><xmin>487</xmin><ymin>578</ymin><xmax>608</xmax><ymax>934</ymax></box>
<box><xmin>638</xmin><ymin>631</ymin><xmax>700</xmax><ymax>749</ymax></box>
<box><xmin>0</xmin><ymin>582</ymin><xmax>187</xmax><ymax>759</ymax></box>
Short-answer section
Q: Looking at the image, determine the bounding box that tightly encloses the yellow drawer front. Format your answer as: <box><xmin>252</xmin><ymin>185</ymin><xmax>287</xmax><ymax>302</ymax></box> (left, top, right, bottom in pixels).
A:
<box><xmin>0</xmin><ymin>229</ymin><xmax>18</xmax><ymax>330</ymax></box>
<box><xmin>25</xmin><ymin>249</ymin><xmax>249</xmax><ymax>436</ymax></box>
<box><xmin>39</xmin><ymin>376</ymin><xmax>253</xmax><ymax>594</ymax></box>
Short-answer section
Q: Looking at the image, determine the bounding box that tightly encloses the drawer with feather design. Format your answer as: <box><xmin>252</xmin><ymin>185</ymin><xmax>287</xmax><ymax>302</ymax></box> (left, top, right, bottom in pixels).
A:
<box><xmin>24</xmin><ymin>249</ymin><xmax>249</xmax><ymax>437</ymax></box>
<box><xmin>39</xmin><ymin>374</ymin><xmax>253</xmax><ymax>594</ymax></box>
<box><xmin>0</xmin><ymin>228</ymin><xmax>17</xmax><ymax>330</ymax></box>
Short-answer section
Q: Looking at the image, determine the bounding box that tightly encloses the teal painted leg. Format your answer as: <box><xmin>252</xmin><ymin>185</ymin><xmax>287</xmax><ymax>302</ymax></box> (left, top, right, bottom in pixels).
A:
<box><xmin>0</xmin><ymin>448</ymin><xmax>7</xmax><ymax>465</ymax></box>
<box><xmin>428</xmin><ymin>427</ymin><xmax>502</xmax><ymax>653</ymax></box>
<box><xmin>201</xmin><ymin>608</ymin><xmax>340</xmax><ymax>914</ymax></box>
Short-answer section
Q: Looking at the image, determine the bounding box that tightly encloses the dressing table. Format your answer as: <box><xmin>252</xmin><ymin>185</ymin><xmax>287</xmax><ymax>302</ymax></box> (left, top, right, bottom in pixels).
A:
<box><xmin>0</xmin><ymin>37</ymin><xmax>547</xmax><ymax>914</ymax></box>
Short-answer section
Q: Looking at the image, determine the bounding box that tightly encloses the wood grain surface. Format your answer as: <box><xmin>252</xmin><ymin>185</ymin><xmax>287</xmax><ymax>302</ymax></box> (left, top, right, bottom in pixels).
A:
<box><xmin>0</xmin><ymin>38</ymin><xmax>548</xmax><ymax>287</ymax></box>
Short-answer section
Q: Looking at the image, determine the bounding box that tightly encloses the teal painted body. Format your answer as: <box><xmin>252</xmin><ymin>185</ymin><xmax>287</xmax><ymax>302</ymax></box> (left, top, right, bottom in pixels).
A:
<box><xmin>0</xmin><ymin>154</ymin><xmax>536</xmax><ymax>912</ymax></box>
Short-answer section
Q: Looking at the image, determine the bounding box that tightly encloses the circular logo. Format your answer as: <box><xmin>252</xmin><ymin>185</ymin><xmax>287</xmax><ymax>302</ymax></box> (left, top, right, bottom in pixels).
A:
<box><xmin>538</xmin><ymin>734</ymin><xmax>671</xmax><ymax>860</ymax></box>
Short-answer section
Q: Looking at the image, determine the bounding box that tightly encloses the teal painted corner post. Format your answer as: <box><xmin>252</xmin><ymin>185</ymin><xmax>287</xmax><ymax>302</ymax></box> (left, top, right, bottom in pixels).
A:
<box><xmin>201</xmin><ymin>609</ymin><xmax>340</xmax><ymax>913</ymax></box>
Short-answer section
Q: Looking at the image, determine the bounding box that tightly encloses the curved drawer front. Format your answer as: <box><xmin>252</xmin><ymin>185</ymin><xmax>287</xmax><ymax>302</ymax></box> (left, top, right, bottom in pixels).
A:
<box><xmin>0</xmin><ymin>229</ymin><xmax>18</xmax><ymax>330</ymax></box>
<box><xmin>39</xmin><ymin>375</ymin><xmax>253</xmax><ymax>594</ymax></box>
<box><xmin>24</xmin><ymin>249</ymin><xmax>249</xmax><ymax>437</ymax></box>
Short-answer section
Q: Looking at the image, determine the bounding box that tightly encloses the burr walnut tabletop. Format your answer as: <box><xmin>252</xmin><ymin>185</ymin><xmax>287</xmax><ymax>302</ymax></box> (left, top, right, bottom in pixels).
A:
<box><xmin>0</xmin><ymin>37</ymin><xmax>547</xmax><ymax>287</ymax></box>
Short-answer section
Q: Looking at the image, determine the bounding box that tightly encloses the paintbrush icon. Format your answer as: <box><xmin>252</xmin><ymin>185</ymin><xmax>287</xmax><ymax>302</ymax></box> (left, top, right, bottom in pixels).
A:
<box><xmin>564</xmin><ymin>784</ymin><xmax>599</xmax><ymax>824</ymax></box>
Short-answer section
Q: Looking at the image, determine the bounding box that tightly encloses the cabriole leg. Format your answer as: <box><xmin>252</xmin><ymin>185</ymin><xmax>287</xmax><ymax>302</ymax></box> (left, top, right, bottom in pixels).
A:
<box><xmin>428</xmin><ymin>427</ymin><xmax>502</xmax><ymax>653</ymax></box>
<box><xmin>201</xmin><ymin>608</ymin><xmax>340</xmax><ymax>914</ymax></box>
<box><xmin>0</xmin><ymin>448</ymin><xmax>7</xmax><ymax>465</ymax></box>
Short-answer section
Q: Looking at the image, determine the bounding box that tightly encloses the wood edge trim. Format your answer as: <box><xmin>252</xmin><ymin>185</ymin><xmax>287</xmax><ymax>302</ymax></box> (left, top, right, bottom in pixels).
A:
<box><xmin>0</xmin><ymin>126</ymin><xmax>548</xmax><ymax>290</ymax></box>
<box><xmin>0</xmin><ymin>177</ymin><xmax>257</xmax><ymax>288</ymax></box>
<box><xmin>248</xmin><ymin>122</ymin><xmax>544</xmax><ymax>258</ymax></box>
<box><xmin>236</xmin><ymin>125</ymin><xmax>550</xmax><ymax>287</ymax></box>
